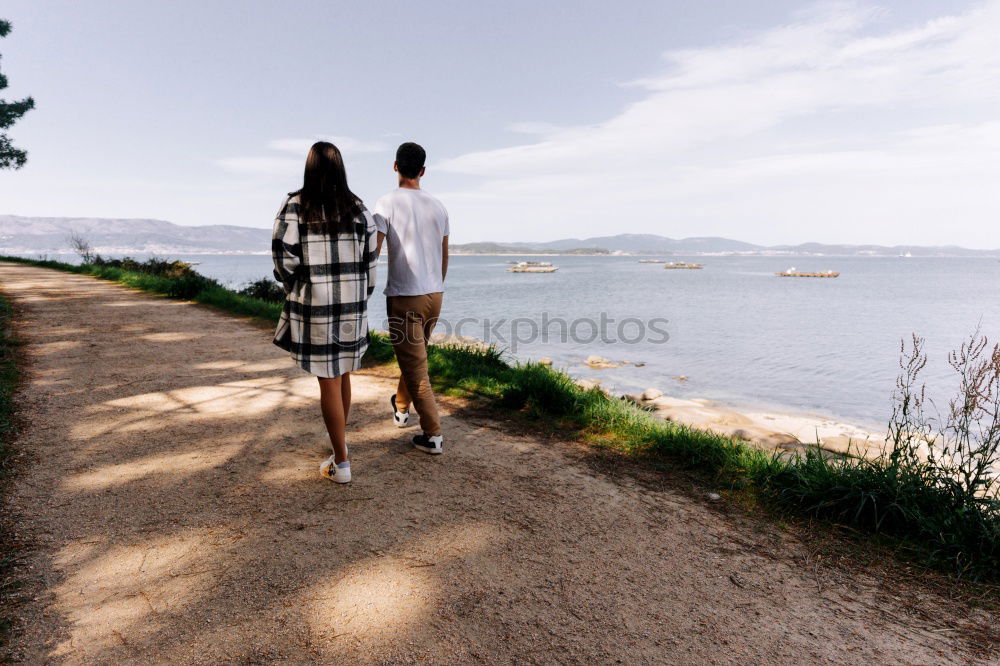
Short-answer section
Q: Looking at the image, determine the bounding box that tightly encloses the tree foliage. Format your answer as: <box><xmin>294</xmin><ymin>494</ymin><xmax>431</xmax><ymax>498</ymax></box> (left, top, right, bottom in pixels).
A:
<box><xmin>0</xmin><ymin>19</ymin><xmax>35</xmax><ymax>170</ymax></box>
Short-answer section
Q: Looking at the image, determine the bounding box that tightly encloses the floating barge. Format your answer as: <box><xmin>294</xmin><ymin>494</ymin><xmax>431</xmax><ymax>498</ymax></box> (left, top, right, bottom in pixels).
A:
<box><xmin>508</xmin><ymin>261</ymin><xmax>558</xmax><ymax>273</ymax></box>
<box><xmin>776</xmin><ymin>268</ymin><xmax>840</xmax><ymax>278</ymax></box>
<box><xmin>663</xmin><ymin>262</ymin><xmax>703</xmax><ymax>270</ymax></box>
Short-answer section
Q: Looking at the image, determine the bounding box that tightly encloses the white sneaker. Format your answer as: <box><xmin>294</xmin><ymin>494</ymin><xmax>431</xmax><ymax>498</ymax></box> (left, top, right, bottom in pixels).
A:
<box><xmin>412</xmin><ymin>434</ymin><xmax>443</xmax><ymax>455</ymax></box>
<box><xmin>390</xmin><ymin>394</ymin><xmax>411</xmax><ymax>428</ymax></box>
<box><xmin>320</xmin><ymin>455</ymin><xmax>352</xmax><ymax>483</ymax></box>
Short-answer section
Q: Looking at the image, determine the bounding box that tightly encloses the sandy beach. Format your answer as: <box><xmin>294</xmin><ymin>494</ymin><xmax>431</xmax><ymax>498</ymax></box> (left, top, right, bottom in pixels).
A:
<box><xmin>474</xmin><ymin>348</ymin><xmax>888</xmax><ymax>460</ymax></box>
<box><xmin>626</xmin><ymin>392</ymin><xmax>887</xmax><ymax>459</ymax></box>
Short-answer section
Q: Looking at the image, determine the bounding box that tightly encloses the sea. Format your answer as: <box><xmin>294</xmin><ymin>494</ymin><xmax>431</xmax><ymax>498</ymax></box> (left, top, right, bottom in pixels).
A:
<box><xmin>51</xmin><ymin>252</ymin><xmax>1000</xmax><ymax>429</ymax></box>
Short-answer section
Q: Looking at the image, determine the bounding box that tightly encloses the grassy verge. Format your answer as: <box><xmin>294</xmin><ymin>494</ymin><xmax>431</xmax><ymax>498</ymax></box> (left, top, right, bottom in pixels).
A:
<box><xmin>3</xmin><ymin>256</ymin><xmax>285</xmax><ymax>321</ymax></box>
<box><xmin>1</xmin><ymin>254</ymin><xmax>998</xmax><ymax>583</ymax></box>
<box><xmin>0</xmin><ymin>256</ymin><xmax>398</xmax><ymax>363</ymax></box>
<box><xmin>0</xmin><ymin>292</ymin><xmax>21</xmax><ymax>646</ymax></box>
<box><xmin>426</xmin><ymin>344</ymin><xmax>1000</xmax><ymax>581</ymax></box>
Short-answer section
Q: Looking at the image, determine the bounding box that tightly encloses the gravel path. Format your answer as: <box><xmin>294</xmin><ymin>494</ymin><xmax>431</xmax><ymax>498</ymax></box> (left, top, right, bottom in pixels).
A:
<box><xmin>1</xmin><ymin>262</ymin><xmax>996</xmax><ymax>664</ymax></box>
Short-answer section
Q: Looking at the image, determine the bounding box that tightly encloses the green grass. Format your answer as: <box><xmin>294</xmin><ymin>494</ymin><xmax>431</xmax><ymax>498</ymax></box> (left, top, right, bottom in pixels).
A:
<box><xmin>1</xmin><ymin>256</ymin><xmax>285</xmax><ymax>321</ymax></box>
<box><xmin>424</xmin><ymin>322</ymin><xmax>1000</xmax><ymax>582</ymax></box>
<box><xmin>0</xmin><ymin>293</ymin><xmax>21</xmax><ymax>646</ymax></box>
<box><xmin>2</xmin><ymin>254</ymin><xmax>998</xmax><ymax>583</ymax></box>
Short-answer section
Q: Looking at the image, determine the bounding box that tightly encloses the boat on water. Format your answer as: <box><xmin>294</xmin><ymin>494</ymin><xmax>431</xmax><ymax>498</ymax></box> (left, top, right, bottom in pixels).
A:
<box><xmin>638</xmin><ymin>259</ymin><xmax>666</xmax><ymax>264</ymax></box>
<box><xmin>508</xmin><ymin>261</ymin><xmax>558</xmax><ymax>273</ymax></box>
<box><xmin>776</xmin><ymin>267</ymin><xmax>840</xmax><ymax>278</ymax></box>
<box><xmin>663</xmin><ymin>262</ymin><xmax>703</xmax><ymax>270</ymax></box>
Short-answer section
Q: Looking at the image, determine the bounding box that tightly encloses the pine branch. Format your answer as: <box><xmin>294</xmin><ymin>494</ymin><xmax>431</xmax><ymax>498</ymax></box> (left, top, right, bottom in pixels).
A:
<box><xmin>0</xmin><ymin>96</ymin><xmax>34</xmax><ymax>129</ymax></box>
<box><xmin>0</xmin><ymin>133</ymin><xmax>27</xmax><ymax>169</ymax></box>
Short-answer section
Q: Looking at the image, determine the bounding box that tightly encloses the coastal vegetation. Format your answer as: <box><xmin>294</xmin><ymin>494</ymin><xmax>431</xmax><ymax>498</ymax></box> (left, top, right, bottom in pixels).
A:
<box><xmin>426</xmin><ymin>336</ymin><xmax>1000</xmax><ymax>581</ymax></box>
<box><xmin>0</xmin><ymin>254</ymin><xmax>998</xmax><ymax>582</ymax></box>
<box><xmin>1</xmin><ymin>255</ymin><xmax>284</xmax><ymax>321</ymax></box>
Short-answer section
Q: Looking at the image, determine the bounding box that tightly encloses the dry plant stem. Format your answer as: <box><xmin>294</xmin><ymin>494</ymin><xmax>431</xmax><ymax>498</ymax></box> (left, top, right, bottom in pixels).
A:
<box><xmin>945</xmin><ymin>332</ymin><xmax>1000</xmax><ymax>501</ymax></box>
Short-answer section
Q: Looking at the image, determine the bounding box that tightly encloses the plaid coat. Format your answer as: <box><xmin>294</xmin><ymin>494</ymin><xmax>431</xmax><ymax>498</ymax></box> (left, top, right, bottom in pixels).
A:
<box><xmin>271</xmin><ymin>193</ymin><xmax>378</xmax><ymax>378</ymax></box>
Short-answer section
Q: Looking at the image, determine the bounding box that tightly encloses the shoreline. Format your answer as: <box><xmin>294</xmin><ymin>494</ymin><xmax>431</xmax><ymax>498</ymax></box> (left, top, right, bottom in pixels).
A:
<box><xmin>0</xmin><ymin>254</ymin><xmax>894</xmax><ymax>459</ymax></box>
<box><xmin>2</xmin><ymin>261</ymin><xmax>990</xmax><ymax>664</ymax></box>
<box><xmin>427</xmin><ymin>334</ymin><xmax>886</xmax><ymax>459</ymax></box>
<box><xmin>3</xmin><ymin>257</ymin><xmax>997</xmax><ymax>584</ymax></box>
<box><xmin>449</xmin><ymin>252</ymin><xmax>1000</xmax><ymax>258</ymax></box>
<box><xmin>586</xmin><ymin>379</ymin><xmax>885</xmax><ymax>459</ymax></box>
<box><xmin>626</xmin><ymin>392</ymin><xmax>885</xmax><ymax>458</ymax></box>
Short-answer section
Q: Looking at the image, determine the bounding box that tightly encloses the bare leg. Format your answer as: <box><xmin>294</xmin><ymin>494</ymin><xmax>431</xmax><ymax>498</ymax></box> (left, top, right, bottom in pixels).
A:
<box><xmin>341</xmin><ymin>372</ymin><xmax>352</xmax><ymax>424</ymax></box>
<box><xmin>318</xmin><ymin>376</ymin><xmax>349</xmax><ymax>464</ymax></box>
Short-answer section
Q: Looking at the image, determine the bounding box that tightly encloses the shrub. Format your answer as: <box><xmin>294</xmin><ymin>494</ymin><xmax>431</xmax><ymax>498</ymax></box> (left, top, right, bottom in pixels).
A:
<box><xmin>238</xmin><ymin>278</ymin><xmax>285</xmax><ymax>303</ymax></box>
<box><xmin>91</xmin><ymin>256</ymin><xmax>205</xmax><ymax>280</ymax></box>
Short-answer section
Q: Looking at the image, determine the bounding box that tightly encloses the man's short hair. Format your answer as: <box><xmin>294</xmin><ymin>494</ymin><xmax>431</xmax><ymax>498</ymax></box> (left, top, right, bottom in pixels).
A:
<box><xmin>396</xmin><ymin>142</ymin><xmax>426</xmax><ymax>179</ymax></box>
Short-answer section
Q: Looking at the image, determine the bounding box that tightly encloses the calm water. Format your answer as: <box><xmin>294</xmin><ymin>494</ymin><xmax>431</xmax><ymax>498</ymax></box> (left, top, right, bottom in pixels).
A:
<box><xmin>116</xmin><ymin>253</ymin><xmax>1000</xmax><ymax>428</ymax></box>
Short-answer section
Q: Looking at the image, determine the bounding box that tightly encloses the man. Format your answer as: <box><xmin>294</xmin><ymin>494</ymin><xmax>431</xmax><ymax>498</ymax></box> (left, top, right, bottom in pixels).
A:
<box><xmin>373</xmin><ymin>142</ymin><xmax>449</xmax><ymax>454</ymax></box>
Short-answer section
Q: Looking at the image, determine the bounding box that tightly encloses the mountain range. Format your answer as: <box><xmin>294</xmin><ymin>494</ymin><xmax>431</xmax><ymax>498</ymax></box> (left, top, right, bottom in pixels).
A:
<box><xmin>453</xmin><ymin>234</ymin><xmax>1000</xmax><ymax>257</ymax></box>
<box><xmin>0</xmin><ymin>215</ymin><xmax>270</xmax><ymax>255</ymax></box>
<box><xmin>0</xmin><ymin>216</ymin><xmax>996</xmax><ymax>257</ymax></box>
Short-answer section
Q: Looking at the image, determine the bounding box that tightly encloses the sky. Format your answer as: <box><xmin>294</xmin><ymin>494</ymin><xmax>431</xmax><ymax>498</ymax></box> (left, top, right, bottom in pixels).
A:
<box><xmin>1</xmin><ymin>0</ymin><xmax>999</xmax><ymax>248</ymax></box>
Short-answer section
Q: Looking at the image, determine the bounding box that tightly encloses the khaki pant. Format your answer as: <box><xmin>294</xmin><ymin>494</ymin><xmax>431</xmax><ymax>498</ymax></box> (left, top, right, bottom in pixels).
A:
<box><xmin>387</xmin><ymin>293</ymin><xmax>443</xmax><ymax>435</ymax></box>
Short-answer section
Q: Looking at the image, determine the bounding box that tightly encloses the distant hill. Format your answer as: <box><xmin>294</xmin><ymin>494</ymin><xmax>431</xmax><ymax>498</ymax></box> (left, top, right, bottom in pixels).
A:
<box><xmin>451</xmin><ymin>241</ymin><xmax>610</xmax><ymax>255</ymax></box>
<box><xmin>456</xmin><ymin>234</ymin><xmax>999</xmax><ymax>257</ymax></box>
<box><xmin>508</xmin><ymin>234</ymin><xmax>760</xmax><ymax>253</ymax></box>
<box><xmin>0</xmin><ymin>215</ymin><xmax>270</xmax><ymax>255</ymax></box>
<box><xmin>450</xmin><ymin>242</ymin><xmax>530</xmax><ymax>254</ymax></box>
<box><xmin>1</xmin><ymin>216</ymin><xmax>996</xmax><ymax>257</ymax></box>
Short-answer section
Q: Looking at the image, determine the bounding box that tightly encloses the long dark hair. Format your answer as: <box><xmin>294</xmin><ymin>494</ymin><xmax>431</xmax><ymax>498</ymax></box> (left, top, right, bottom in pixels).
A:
<box><xmin>295</xmin><ymin>141</ymin><xmax>363</xmax><ymax>230</ymax></box>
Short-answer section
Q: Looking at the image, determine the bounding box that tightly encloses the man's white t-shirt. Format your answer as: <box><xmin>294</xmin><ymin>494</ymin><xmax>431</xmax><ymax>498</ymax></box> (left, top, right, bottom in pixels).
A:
<box><xmin>372</xmin><ymin>188</ymin><xmax>450</xmax><ymax>297</ymax></box>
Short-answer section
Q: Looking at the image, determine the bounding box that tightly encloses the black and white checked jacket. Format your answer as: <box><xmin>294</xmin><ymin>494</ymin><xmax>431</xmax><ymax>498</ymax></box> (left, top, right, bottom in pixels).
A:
<box><xmin>271</xmin><ymin>193</ymin><xmax>379</xmax><ymax>378</ymax></box>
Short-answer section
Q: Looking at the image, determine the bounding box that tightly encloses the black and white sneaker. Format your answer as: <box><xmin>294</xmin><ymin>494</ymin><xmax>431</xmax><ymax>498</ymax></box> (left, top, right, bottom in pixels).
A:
<box><xmin>412</xmin><ymin>434</ymin><xmax>444</xmax><ymax>455</ymax></box>
<box><xmin>390</xmin><ymin>394</ymin><xmax>410</xmax><ymax>428</ymax></box>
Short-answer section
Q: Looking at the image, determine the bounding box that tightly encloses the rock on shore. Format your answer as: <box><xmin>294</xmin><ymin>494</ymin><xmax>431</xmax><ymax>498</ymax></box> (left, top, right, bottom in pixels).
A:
<box><xmin>583</xmin><ymin>355</ymin><xmax>630</xmax><ymax>369</ymax></box>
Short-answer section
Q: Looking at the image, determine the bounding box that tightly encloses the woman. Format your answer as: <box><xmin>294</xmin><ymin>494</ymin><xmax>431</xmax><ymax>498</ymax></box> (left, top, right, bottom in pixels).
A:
<box><xmin>272</xmin><ymin>141</ymin><xmax>379</xmax><ymax>484</ymax></box>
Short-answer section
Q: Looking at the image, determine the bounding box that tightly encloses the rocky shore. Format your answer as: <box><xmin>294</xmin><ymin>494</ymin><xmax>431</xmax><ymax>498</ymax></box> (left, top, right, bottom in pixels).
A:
<box><xmin>618</xmin><ymin>388</ymin><xmax>885</xmax><ymax>459</ymax></box>
<box><xmin>562</xmin><ymin>357</ymin><xmax>885</xmax><ymax>459</ymax></box>
<box><xmin>420</xmin><ymin>344</ymin><xmax>886</xmax><ymax>460</ymax></box>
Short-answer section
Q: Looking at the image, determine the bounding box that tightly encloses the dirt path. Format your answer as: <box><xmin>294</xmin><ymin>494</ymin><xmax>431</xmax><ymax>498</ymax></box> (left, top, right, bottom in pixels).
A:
<box><xmin>1</xmin><ymin>262</ymin><xmax>995</xmax><ymax>665</ymax></box>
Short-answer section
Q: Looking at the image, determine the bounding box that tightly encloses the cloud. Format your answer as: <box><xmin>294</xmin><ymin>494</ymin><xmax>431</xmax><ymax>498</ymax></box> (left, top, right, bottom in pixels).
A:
<box><xmin>436</xmin><ymin>2</ymin><xmax>1000</xmax><ymax>247</ymax></box>
<box><xmin>268</xmin><ymin>136</ymin><xmax>390</xmax><ymax>155</ymax></box>
<box><xmin>216</xmin><ymin>135</ymin><xmax>390</xmax><ymax>176</ymax></box>
<box><xmin>507</xmin><ymin>121</ymin><xmax>564</xmax><ymax>135</ymax></box>
<box><xmin>214</xmin><ymin>156</ymin><xmax>302</xmax><ymax>175</ymax></box>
